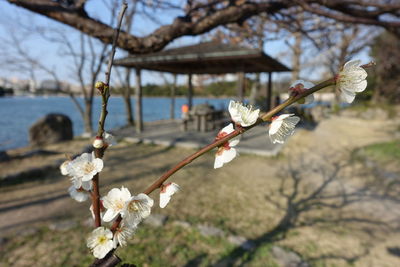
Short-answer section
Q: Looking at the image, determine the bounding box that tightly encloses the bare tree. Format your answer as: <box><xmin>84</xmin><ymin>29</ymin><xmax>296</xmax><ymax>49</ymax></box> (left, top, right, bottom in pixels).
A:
<box><xmin>56</xmin><ymin>32</ymin><xmax>109</xmax><ymax>134</ymax></box>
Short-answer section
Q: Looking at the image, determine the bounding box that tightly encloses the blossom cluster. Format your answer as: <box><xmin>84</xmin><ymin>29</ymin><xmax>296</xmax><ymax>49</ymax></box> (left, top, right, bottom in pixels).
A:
<box><xmin>214</xmin><ymin>60</ymin><xmax>368</xmax><ymax>168</ymax></box>
<box><xmin>214</xmin><ymin>100</ymin><xmax>300</xmax><ymax>168</ymax></box>
<box><xmin>60</xmin><ymin>60</ymin><xmax>368</xmax><ymax>260</ymax></box>
<box><xmin>60</xmin><ymin>132</ymin><xmax>180</xmax><ymax>259</ymax></box>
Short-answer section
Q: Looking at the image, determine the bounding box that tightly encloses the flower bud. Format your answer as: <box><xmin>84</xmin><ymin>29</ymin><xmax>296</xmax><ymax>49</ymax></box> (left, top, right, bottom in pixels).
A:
<box><xmin>95</xmin><ymin>81</ymin><xmax>105</xmax><ymax>92</ymax></box>
<box><xmin>93</xmin><ymin>137</ymin><xmax>104</xmax><ymax>148</ymax></box>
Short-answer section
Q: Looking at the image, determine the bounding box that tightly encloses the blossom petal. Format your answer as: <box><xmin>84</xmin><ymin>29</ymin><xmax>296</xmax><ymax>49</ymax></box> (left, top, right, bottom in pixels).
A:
<box><xmin>220</xmin><ymin>123</ymin><xmax>235</xmax><ymax>135</ymax></box>
<box><xmin>228</xmin><ymin>100</ymin><xmax>259</xmax><ymax>127</ymax></box>
<box><xmin>93</xmin><ymin>240</ymin><xmax>113</xmax><ymax>259</ymax></box>
<box><xmin>343</xmin><ymin>60</ymin><xmax>361</xmax><ymax>70</ymax></box>
<box><xmin>269</xmin><ymin>114</ymin><xmax>300</xmax><ymax>144</ymax></box>
<box><xmin>81</xmin><ymin>181</ymin><xmax>92</xmax><ymax>191</ymax></box>
<box><xmin>337</xmin><ymin>60</ymin><xmax>368</xmax><ymax>103</ymax></box>
<box><xmin>214</xmin><ymin>154</ymin><xmax>224</xmax><ymax>169</ymax></box>
<box><xmin>340</xmin><ymin>89</ymin><xmax>356</xmax><ymax>103</ymax></box>
<box><xmin>159</xmin><ymin>194</ymin><xmax>172</xmax><ymax>209</ymax></box>
<box><xmin>160</xmin><ymin>183</ymin><xmax>180</xmax><ymax>208</ymax></box>
<box><xmin>269</xmin><ymin>119</ymin><xmax>283</xmax><ymax>135</ymax></box>
<box><xmin>214</xmin><ymin>147</ymin><xmax>237</xmax><ymax>169</ymax></box>
<box><xmin>68</xmin><ymin>186</ymin><xmax>89</xmax><ymax>202</ymax></box>
<box><xmin>103</xmin><ymin>209</ymin><xmax>118</xmax><ymax>222</ymax></box>
<box><xmin>354</xmin><ymin>79</ymin><xmax>367</xmax><ymax>93</ymax></box>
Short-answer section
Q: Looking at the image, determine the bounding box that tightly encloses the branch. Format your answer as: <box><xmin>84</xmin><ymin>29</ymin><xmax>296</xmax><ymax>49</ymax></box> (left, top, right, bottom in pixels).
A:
<box><xmin>107</xmin><ymin>77</ymin><xmax>337</xmax><ymax>234</ymax></box>
<box><xmin>7</xmin><ymin>0</ymin><xmax>291</xmax><ymax>53</ymax></box>
<box><xmin>295</xmin><ymin>0</ymin><xmax>400</xmax><ymax>37</ymax></box>
<box><xmin>90</xmin><ymin>2</ymin><xmax>127</xmax><ymax>229</ymax></box>
<box><xmin>8</xmin><ymin>0</ymin><xmax>400</xmax><ymax>54</ymax></box>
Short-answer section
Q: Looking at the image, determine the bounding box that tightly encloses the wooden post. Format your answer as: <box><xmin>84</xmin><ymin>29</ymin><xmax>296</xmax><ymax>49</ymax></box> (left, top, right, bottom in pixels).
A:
<box><xmin>135</xmin><ymin>69</ymin><xmax>143</xmax><ymax>133</ymax></box>
<box><xmin>187</xmin><ymin>73</ymin><xmax>193</xmax><ymax>110</ymax></box>
<box><xmin>266</xmin><ymin>72</ymin><xmax>272</xmax><ymax>111</ymax></box>
<box><xmin>237</xmin><ymin>72</ymin><xmax>245</xmax><ymax>102</ymax></box>
<box><xmin>170</xmin><ymin>74</ymin><xmax>176</xmax><ymax>120</ymax></box>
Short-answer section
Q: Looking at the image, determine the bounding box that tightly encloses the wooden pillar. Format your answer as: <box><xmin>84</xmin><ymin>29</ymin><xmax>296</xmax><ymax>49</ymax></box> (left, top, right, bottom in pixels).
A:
<box><xmin>170</xmin><ymin>74</ymin><xmax>177</xmax><ymax>120</ymax></box>
<box><xmin>266</xmin><ymin>72</ymin><xmax>272</xmax><ymax>111</ymax></box>
<box><xmin>237</xmin><ymin>72</ymin><xmax>245</xmax><ymax>102</ymax></box>
<box><xmin>135</xmin><ymin>69</ymin><xmax>143</xmax><ymax>133</ymax></box>
<box><xmin>187</xmin><ymin>73</ymin><xmax>193</xmax><ymax>110</ymax></box>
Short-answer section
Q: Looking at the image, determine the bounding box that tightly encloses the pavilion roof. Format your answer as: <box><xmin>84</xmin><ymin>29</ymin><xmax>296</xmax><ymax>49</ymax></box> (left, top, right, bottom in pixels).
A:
<box><xmin>113</xmin><ymin>41</ymin><xmax>290</xmax><ymax>74</ymax></box>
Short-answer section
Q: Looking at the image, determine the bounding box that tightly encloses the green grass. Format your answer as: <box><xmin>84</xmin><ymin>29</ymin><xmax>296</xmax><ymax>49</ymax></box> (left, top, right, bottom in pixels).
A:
<box><xmin>346</xmin><ymin>102</ymin><xmax>397</xmax><ymax>118</ymax></box>
<box><xmin>361</xmin><ymin>140</ymin><xmax>400</xmax><ymax>162</ymax></box>
<box><xmin>0</xmin><ymin>220</ymin><xmax>281</xmax><ymax>267</ymax></box>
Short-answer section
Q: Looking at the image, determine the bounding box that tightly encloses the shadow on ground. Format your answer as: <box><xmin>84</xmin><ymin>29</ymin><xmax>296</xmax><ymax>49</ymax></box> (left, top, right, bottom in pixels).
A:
<box><xmin>186</xmin><ymin>154</ymin><xmax>400</xmax><ymax>266</ymax></box>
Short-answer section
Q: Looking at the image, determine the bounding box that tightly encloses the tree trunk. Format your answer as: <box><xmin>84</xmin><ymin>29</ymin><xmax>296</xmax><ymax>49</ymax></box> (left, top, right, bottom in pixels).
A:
<box><xmin>170</xmin><ymin>74</ymin><xmax>177</xmax><ymax>120</ymax></box>
<box><xmin>291</xmin><ymin>31</ymin><xmax>302</xmax><ymax>82</ymax></box>
<box><xmin>249</xmin><ymin>73</ymin><xmax>260</xmax><ymax>106</ymax></box>
<box><xmin>123</xmin><ymin>68</ymin><xmax>134</xmax><ymax>126</ymax></box>
<box><xmin>123</xmin><ymin>93</ymin><xmax>134</xmax><ymax>126</ymax></box>
<box><xmin>83</xmin><ymin>99</ymin><xmax>93</xmax><ymax>136</ymax></box>
<box><xmin>135</xmin><ymin>69</ymin><xmax>143</xmax><ymax>133</ymax></box>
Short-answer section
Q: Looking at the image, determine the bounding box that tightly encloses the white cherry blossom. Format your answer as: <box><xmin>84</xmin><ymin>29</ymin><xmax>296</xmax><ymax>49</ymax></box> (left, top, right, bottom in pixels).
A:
<box><xmin>66</xmin><ymin>152</ymin><xmax>103</xmax><ymax>182</ymax></box>
<box><xmin>87</xmin><ymin>227</ymin><xmax>114</xmax><ymax>259</ymax></box>
<box><xmin>214</xmin><ymin>124</ymin><xmax>241</xmax><ymax>169</ymax></box>
<box><xmin>121</xmin><ymin>193</ymin><xmax>154</xmax><ymax>226</ymax></box>
<box><xmin>159</xmin><ymin>182</ymin><xmax>180</xmax><ymax>208</ymax></box>
<box><xmin>336</xmin><ymin>60</ymin><xmax>368</xmax><ymax>103</ymax></box>
<box><xmin>102</xmin><ymin>187</ymin><xmax>132</xmax><ymax>222</ymax></box>
<box><xmin>269</xmin><ymin>114</ymin><xmax>300</xmax><ymax>144</ymax></box>
<box><xmin>228</xmin><ymin>100</ymin><xmax>260</xmax><ymax>127</ymax></box>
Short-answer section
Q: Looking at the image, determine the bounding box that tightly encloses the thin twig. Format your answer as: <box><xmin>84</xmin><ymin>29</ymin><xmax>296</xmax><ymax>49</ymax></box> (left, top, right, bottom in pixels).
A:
<box><xmin>105</xmin><ymin>2</ymin><xmax>128</xmax><ymax>88</ymax></box>
<box><xmin>91</xmin><ymin>2</ymin><xmax>128</xmax><ymax>229</ymax></box>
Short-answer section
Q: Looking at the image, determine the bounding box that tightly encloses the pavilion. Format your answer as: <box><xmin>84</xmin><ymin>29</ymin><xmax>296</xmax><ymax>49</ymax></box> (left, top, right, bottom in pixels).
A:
<box><xmin>113</xmin><ymin>41</ymin><xmax>290</xmax><ymax>133</ymax></box>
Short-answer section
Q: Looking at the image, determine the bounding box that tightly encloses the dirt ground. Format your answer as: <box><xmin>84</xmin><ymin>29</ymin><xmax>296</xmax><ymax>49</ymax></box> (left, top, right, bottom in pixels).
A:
<box><xmin>1</xmin><ymin>114</ymin><xmax>399</xmax><ymax>266</ymax></box>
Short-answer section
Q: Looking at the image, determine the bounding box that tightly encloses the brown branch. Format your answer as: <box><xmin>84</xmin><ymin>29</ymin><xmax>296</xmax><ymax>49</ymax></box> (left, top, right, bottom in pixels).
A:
<box><xmin>295</xmin><ymin>0</ymin><xmax>400</xmax><ymax>36</ymax></box>
<box><xmin>105</xmin><ymin>2</ymin><xmax>127</xmax><ymax>87</ymax></box>
<box><xmin>7</xmin><ymin>0</ymin><xmax>291</xmax><ymax>53</ymax></box>
<box><xmin>8</xmin><ymin>0</ymin><xmax>400</xmax><ymax>53</ymax></box>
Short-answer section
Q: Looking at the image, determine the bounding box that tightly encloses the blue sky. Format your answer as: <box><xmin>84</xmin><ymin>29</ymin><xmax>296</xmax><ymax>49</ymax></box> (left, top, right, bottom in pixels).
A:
<box><xmin>0</xmin><ymin>1</ymin><xmax>370</xmax><ymax>86</ymax></box>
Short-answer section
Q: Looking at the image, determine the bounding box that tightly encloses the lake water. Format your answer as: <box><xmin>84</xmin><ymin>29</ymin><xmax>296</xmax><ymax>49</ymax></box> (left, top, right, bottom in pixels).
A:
<box><xmin>0</xmin><ymin>96</ymin><xmax>231</xmax><ymax>150</ymax></box>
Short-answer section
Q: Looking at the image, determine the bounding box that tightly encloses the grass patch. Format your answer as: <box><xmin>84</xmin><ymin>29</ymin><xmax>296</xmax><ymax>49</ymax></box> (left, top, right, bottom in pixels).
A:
<box><xmin>359</xmin><ymin>140</ymin><xmax>400</xmax><ymax>162</ymax></box>
<box><xmin>0</xmin><ymin>221</ymin><xmax>281</xmax><ymax>267</ymax></box>
<box><xmin>346</xmin><ymin>101</ymin><xmax>398</xmax><ymax>118</ymax></box>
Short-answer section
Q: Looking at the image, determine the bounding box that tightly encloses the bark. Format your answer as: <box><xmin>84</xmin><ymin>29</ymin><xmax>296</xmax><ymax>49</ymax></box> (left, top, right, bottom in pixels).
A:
<box><xmin>83</xmin><ymin>98</ymin><xmax>93</xmax><ymax>134</ymax></box>
<box><xmin>291</xmin><ymin>31</ymin><xmax>302</xmax><ymax>82</ymax></box>
<box><xmin>123</xmin><ymin>69</ymin><xmax>134</xmax><ymax>126</ymax></box>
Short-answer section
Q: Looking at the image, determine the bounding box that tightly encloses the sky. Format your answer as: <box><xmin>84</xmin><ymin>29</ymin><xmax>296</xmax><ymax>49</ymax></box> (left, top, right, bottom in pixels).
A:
<box><xmin>0</xmin><ymin>1</ymin><xmax>371</xmax><ymax>87</ymax></box>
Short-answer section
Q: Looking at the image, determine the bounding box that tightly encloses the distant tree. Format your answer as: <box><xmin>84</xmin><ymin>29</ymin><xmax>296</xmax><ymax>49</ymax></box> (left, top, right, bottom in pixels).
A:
<box><xmin>369</xmin><ymin>31</ymin><xmax>400</xmax><ymax>104</ymax></box>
